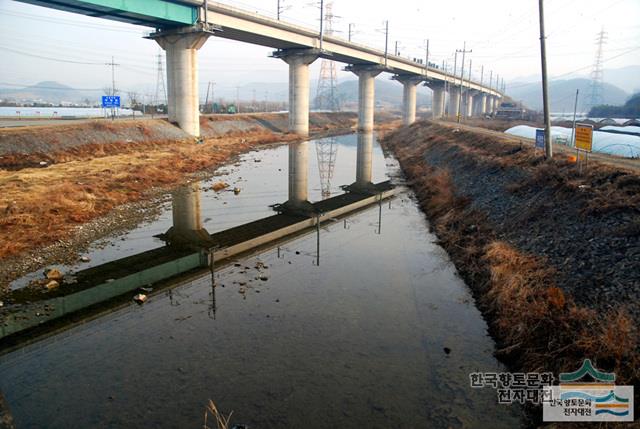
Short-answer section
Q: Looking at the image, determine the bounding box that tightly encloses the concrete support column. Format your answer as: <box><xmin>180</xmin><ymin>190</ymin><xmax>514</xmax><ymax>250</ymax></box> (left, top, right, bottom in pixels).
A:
<box><xmin>478</xmin><ymin>93</ymin><xmax>487</xmax><ymax>116</ymax></box>
<box><xmin>428</xmin><ymin>83</ymin><xmax>446</xmax><ymax>119</ymax></box>
<box><xmin>288</xmin><ymin>141</ymin><xmax>309</xmax><ymax>204</ymax></box>
<box><xmin>275</xmin><ymin>49</ymin><xmax>318</xmax><ymax>136</ymax></box>
<box><xmin>486</xmin><ymin>96</ymin><xmax>495</xmax><ymax>115</ymax></box>
<box><xmin>347</xmin><ymin>65</ymin><xmax>383</xmax><ymax>132</ymax></box>
<box><xmin>151</xmin><ymin>27</ymin><xmax>210</xmax><ymax>137</ymax></box>
<box><xmin>464</xmin><ymin>91</ymin><xmax>474</xmax><ymax>118</ymax></box>
<box><xmin>448</xmin><ymin>86</ymin><xmax>461</xmax><ymax>119</ymax></box>
<box><xmin>172</xmin><ymin>183</ymin><xmax>202</xmax><ymax>233</ymax></box>
<box><xmin>395</xmin><ymin>75</ymin><xmax>423</xmax><ymax>126</ymax></box>
<box><xmin>356</xmin><ymin>132</ymin><xmax>374</xmax><ymax>186</ymax></box>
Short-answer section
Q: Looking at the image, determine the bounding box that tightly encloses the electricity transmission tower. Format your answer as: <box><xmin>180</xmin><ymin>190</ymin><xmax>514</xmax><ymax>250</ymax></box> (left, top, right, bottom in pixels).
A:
<box><xmin>587</xmin><ymin>29</ymin><xmax>607</xmax><ymax>112</ymax></box>
<box><xmin>315</xmin><ymin>136</ymin><xmax>338</xmax><ymax>199</ymax></box>
<box><xmin>314</xmin><ymin>1</ymin><xmax>340</xmax><ymax>111</ymax></box>
<box><xmin>154</xmin><ymin>50</ymin><xmax>167</xmax><ymax>111</ymax></box>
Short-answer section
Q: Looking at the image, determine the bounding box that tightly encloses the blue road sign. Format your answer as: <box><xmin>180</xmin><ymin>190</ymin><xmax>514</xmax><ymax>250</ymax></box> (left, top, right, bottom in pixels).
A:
<box><xmin>102</xmin><ymin>95</ymin><xmax>121</xmax><ymax>108</ymax></box>
<box><xmin>535</xmin><ymin>129</ymin><xmax>545</xmax><ymax>149</ymax></box>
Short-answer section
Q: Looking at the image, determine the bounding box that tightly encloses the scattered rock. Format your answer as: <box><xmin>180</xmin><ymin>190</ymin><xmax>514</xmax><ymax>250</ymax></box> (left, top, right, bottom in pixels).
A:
<box><xmin>211</xmin><ymin>181</ymin><xmax>229</xmax><ymax>192</ymax></box>
<box><xmin>259</xmin><ymin>275</ymin><xmax>268</xmax><ymax>281</ymax></box>
<box><xmin>45</xmin><ymin>268</ymin><xmax>63</xmax><ymax>281</ymax></box>
<box><xmin>80</xmin><ymin>255</ymin><xmax>91</xmax><ymax>262</ymax></box>
<box><xmin>46</xmin><ymin>280</ymin><xmax>60</xmax><ymax>290</ymax></box>
<box><xmin>133</xmin><ymin>293</ymin><xmax>147</xmax><ymax>304</ymax></box>
<box><xmin>443</xmin><ymin>347</ymin><xmax>451</xmax><ymax>355</ymax></box>
<box><xmin>233</xmin><ymin>187</ymin><xmax>242</xmax><ymax>195</ymax></box>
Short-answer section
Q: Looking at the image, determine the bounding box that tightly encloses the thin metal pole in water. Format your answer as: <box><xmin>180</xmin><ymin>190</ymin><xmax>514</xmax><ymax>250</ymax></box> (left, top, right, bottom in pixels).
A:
<box><xmin>377</xmin><ymin>194</ymin><xmax>382</xmax><ymax>235</ymax></box>
<box><xmin>538</xmin><ymin>0</ymin><xmax>553</xmax><ymax>159</ymax></box>
<box><xmin>570</xmin><ymin>89</ymin><xmax>579</xmax><ymax>147</ymax></box>
<box><xmin>316</xmin><ymin>215</ymin><xmax>321</xmax><ymax>266</ymax></box>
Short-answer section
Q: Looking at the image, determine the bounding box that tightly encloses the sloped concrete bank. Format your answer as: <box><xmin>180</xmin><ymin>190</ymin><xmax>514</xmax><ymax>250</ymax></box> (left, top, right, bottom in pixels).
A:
<box><xmin>0</xmin><ymin>112</ymin><xmax>359</xmax><ymax>169</ymax></box>
<box><xmin>381</xmin><ymin>121</ymin><xmax>639</xmax><ymax>427</ymax></box>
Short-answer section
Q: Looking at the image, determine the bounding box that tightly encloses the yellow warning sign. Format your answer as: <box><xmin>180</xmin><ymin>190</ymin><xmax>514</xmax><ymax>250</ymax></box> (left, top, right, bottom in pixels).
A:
<box><xmin>575</xmin><ymin>124</ymin><xmax>593</xmax><ymax>152</ymax></box>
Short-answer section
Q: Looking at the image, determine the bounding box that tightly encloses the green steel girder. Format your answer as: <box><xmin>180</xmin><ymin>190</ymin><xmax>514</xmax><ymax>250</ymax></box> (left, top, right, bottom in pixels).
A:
<box><xmin>14</xmin><ymin>0</ymin><xmax>198</xmax><ymax>27</ymax></box>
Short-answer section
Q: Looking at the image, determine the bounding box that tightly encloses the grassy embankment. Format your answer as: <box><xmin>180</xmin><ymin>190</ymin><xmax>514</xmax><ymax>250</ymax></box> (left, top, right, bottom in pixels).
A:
<box><xmin>382</xmin><ymin>121</ymin><xmax>639</xmax><ymax>426</ymax></box>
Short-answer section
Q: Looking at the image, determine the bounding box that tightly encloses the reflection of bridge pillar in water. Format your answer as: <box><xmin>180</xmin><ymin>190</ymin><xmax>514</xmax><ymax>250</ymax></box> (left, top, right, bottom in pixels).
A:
<box><xmin>356</xmin><ymin>132</ymin><xmax>374</xmax><ymax>186</ymax></box>
<box><xmin>172</xmin><ymin>183</ymin><xmax>202</xmax><ymax>232</ymax></box>
<box><xmin>164</xmin><ymin>183</ymin><xmax>211</xmax><ymax>246</ymax></box>
<box><xmin>288</xmin><ymin>141</ymin><xmax>309</xmax><ymax>205</ymax></box>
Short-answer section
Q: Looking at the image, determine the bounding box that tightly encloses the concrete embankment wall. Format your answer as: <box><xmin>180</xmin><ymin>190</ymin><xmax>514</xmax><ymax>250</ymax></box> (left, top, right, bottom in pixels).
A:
<box><xmin>0</xmin><ymin>112</ymin><xmax>359</xmax><ymax>169</ymax></box>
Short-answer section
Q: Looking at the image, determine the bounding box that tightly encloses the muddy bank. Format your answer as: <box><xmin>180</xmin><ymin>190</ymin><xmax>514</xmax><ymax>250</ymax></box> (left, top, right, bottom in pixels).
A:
<box><xmin>0</xmin><ymin>112</ymin><xmax>399</xmax><ymax>291</ymax></box>
<box><xmin>382</xmin><ymin>121</ymin><xmax>639</xmax><ymax>426</ymax></box>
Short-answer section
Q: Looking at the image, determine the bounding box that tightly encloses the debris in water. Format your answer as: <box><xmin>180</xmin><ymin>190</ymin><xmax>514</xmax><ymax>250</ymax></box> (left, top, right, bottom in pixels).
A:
<box><xmin>140</xmin><ymin>287</ymin><xmax>153</xmax><ymax>293</ymax></box>
<box><xmin>46</xmin><ymin>280</ymin><xmax>60</xmax><ymax>290</ymax></box>
<box><xmin>233</xmin><ymin>187</ymin><xmax>242</xmax><ymax>195</ymax></box>
<box><xmin>212</xmin><ymin>181</ymin><xmax>229</xmax><ymax>192</ymax></box>
<box><xmin>45</xmin><ymin>268</ymin><xmax>63</xmax><ymax>281</ymax></box>
<box><xmin>133</xmin><ymin>293</ymin><xmax>147</xmax><ymax>304</ymax></box>
<box><xmin>259</xmin><ymin>275</ymin><xmax>268</xmax><ymax>281</ymax></box>
<box><xmin>39</xmin><ymin>161</ymin><xmax>48</xmax><ymax>166</ymax></box>
<box><xmin>443</xmin><ymin>347</ymin><xmax>451</xmax><ymax>355</ymax></box>
<box><xmin>80</xmin><ymin>255</ymin><xmax>91</xmax><ymax>262</ymax></box>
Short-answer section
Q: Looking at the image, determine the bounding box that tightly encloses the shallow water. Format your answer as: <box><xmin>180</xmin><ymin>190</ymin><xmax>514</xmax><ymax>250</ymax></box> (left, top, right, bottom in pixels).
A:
<box><xmin>0</xmin><ymin>134</ymin><xmax>522</xmax><ymax>428</ymax></box>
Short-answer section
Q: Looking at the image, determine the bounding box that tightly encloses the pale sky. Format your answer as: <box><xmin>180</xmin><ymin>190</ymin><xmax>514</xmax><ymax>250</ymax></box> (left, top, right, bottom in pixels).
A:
<box><xmin>0</xmin><ymin>0</ymin><xmax>638</xmax><ymax>100</ymax></box>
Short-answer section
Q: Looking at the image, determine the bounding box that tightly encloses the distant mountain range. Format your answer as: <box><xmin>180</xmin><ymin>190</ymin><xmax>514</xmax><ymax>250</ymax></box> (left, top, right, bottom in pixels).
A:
<box><xmin>0</xmin><ymin>81</ymin><xmax>97</xmax><ymax>104</ymax></box>
<box><xmin>2</xmin><ymin>64</ymin><xmax>638</xmax><ymax>112</ymax></box>
<box><xmin>507</xmin><ymin>78</ymin><xmax>630</xmax><ymax>113</ymax></box>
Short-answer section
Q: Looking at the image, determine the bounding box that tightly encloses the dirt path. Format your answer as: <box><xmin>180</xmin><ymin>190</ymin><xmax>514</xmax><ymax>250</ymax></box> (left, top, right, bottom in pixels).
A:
<box><xmin>436</xmin><ymin>119</ymin><xmax>640</xmax><ymax>173</ymax></box>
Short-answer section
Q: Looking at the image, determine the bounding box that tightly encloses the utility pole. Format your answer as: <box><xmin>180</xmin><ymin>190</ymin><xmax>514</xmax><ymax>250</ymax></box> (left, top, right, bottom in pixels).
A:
<box><xmin>383</xmin><ymin>20</ymin><xmax>389</xmax><ymax>66</ymax></box>
<box><xmin>105</xmin><ymin>56</ymin><xmax>120</xmax><ymax>120</ymax></box>
<box><xmin>395</xmin><ymin>40</ymin><xmax>399</xmax><ymax>56</ymax></box>
<box><xmin>423</xmin><ymin>39</ymin><xmax>430</xmax><ymax>77</ymax></box>
<box><xmin>235</xmin><ymin>86</ymin><xmax>240</xmax><ymax>113</ymax></box>
<box><xmin>538</xmin><ymin>0</ymin><xmax>552</xmax><ymax>158</ymax></box>
<box><xmin>489</xmin><ymin>70</ymin><xmax>493</xmax><ymax>91</ymax></box>
<box><xmin>456</xmin><ymin>42</ymin><xmax>471</xmax><ymax>123</ymax></box>
<box><xmin>319</xmin><ymin>0</ymin><xmax>324</xmax><ymax>51</ymax></box>
<box><xmin>480</xmin><ymin>65</ymin><xmax>484</xmax><ymax>86</ymax></box>
<box><xmin>348</xmin><ymin>23</ymin><xmax>354</xmax><ymax>41</ymax></box>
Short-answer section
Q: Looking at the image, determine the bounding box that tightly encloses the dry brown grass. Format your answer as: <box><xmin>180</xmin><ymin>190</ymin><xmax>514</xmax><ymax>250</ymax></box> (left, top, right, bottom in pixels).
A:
<box><xmin>0</xmin><ymin>137</ymin><xmax>261</xmax><ymax>260</ymax></box>
<box><xmin>203</xmin><ymin>400</ymin><xmax>233</xmax><ymax>429</ymax></box>
<box><xmin>381</xmin><ymin>121</ymin><xmax>640</xmax><ymax>426</ymax></box>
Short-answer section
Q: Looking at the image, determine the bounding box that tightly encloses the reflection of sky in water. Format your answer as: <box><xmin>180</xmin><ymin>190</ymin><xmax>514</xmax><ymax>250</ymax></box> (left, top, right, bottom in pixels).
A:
<box><xmin>1</xmin><ymin>134</ymin><xmax>522</xmax><ymax>428</ymax></box>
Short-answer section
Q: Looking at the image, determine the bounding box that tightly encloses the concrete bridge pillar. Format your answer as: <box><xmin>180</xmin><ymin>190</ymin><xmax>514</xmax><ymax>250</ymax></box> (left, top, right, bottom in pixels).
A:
<box><xmin>448</xmin><ymin>86</ymin><xmax>461</xmax><ymax>119</ymax></box>
<box><xmin>427</xmin><ymin>82</ymin><xmax>446</xmax><ymax>119</ymax></box>
<box><xmin>395</xmin><ymin>75</ymin><xmax>424</xmax><ymax>126</ymax></box>
<box><xmin>347</xmin><ymin>65</ymin><xmax>384</xmax><ymax>132</ymax></box>
<box><xmin>274</xmin><ymin>49</ymin><xmax>319</xmax><ymax>136</ymax></box>
<box><xmin>356</xmin><ymin>132</ymin><xmax>374</xmax><ymax>186</ymax></box>
<box><xmin>288</xmin><ymin>141</ymin><xmax>309</xmax><ymax>205</ymax></box>
<box><xmin>464</xmin><ymin>91</ymin><xmax>474</xmax><ymax>118</ymax></box>
<box><xmin>486</xmin><ymin>96</ymin><xmax>495</xmax><ymax>115</ymax></box>
<box><xmin>477</xmin><ymin>93</ymin><xmax>488</xmax><ymax>116</ymax></box>
<box><xmin>150</xmin><ymin>26</ymin><xmax>211</xmax><ymax>137</ymax></box>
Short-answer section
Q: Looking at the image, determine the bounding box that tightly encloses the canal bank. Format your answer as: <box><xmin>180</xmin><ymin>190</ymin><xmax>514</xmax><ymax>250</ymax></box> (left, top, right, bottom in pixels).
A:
<box><xmin>381</xmin><ymin>121</ymin><xmax>640</xmax><ymax>425</ymax></box>
<box><xmin>0</xmin><ymin>132</ymin><xmax>523</xmax><ymax>428</ymax></box>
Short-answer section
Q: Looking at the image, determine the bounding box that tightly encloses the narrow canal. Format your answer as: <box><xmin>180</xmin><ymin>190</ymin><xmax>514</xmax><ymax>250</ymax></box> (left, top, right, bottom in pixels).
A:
<box><xmin>0</xmin><ymin>133</ymin><xmax>522</xmax><ymax>428</ymax></box>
